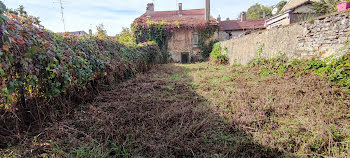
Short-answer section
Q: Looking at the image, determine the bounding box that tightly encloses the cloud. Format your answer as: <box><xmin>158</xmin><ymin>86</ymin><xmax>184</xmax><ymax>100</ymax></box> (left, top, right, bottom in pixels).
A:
<box><xmin>4</xmin><ymin>0</ymin><xmax>281</xmax><ymax>35</ymax></box>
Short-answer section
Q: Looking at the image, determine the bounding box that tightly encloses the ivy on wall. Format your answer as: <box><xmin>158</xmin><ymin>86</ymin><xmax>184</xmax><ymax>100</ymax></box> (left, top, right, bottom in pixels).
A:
<box><xmin>199</xmin><ymin>26</ymin><xmax>218</xmax><ymax>58</ymax></box>
<box><xmin>133</xmin><ymin>18</ymin><xmax>219</xmax><ymax>61</ymax></box>
<box><xmin>133</xmin><ymin>20</ymin><xmax>178</xmax><ymax>63</ymax></box>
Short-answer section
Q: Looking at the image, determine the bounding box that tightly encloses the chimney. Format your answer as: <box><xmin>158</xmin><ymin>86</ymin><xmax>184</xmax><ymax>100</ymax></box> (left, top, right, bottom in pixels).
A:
<box><xmin>146</xmin><ymin>3</ymin><xmax>154</xmax><ymax>17</ymax></box>
<box><xmin>263</xmin><ymin>11</ymin><xmax>266</xmax><ymax>18</ymax></box>
<box><xmin>178</xmin><ymin>3</ymin><xmax>183</xmax><ymax>16</ymax></box>
<box><xmin>241</xmin><ymin>12</ymin><xmax>246</xmax><ymax>22</ymax></box>
<box><xmin>89</xmin><ymin>29</ymin><xmax>92</xmax><ymax>36</ymax></box>
<box><xmin>205</xmin><ymin>0</ymin><xmax>210</xmax><ymax>21</ymax></box>
<box><xmin>217</xmin><ymin>15</ymin><xmax>221</xmax><ymax>22</ymax></box>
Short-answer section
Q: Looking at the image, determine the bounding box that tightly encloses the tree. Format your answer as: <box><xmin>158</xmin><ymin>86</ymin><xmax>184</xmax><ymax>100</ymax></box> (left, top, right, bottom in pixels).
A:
<box><xmin>312</xmin><ymin>0</ymin><xmax>341</xmax><ymax>14</ymax></box>
<box><xmin>95</xmin><ymin>24</ymin><xmax>108</xmax><ymax>39</ymax></box>
<box><xmin>115</xmin><ymin>27</ymin><xmax>135</xmax><ymax>45</ymax></box>
<box><xmin>276</xmin><ymin>1</ymin><xmax>288</xmax><ymax>13</ymax></box>
<box><xmin>17</xmin><ymin>5</ymin><xmax>27</xmax><ymax>15</ymax></box>
<box><xmin>247</xmin><ymin>3</ymin><xmax>272</xmax><ymax>19</ymax></box>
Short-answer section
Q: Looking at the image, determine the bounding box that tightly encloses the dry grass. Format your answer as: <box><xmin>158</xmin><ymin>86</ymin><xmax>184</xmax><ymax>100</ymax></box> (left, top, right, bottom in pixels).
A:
<box><xmin>187</xmin><ymin>62</ymin><xmax>350</xmax><ymax>157</ymax></box>
<box><xmin>1</xmin><ymin>62</ymin><xmax>349</xmax><ymax>157</ymax></box>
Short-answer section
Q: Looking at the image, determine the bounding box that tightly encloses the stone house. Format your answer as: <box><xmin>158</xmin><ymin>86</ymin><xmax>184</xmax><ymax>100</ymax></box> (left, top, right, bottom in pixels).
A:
<box><xmin>134</xmin><ymin>0</ymin><xmax>218</xmax><ymax>63</ymax></box>
<box><xmin>58</xmin><ymin>31</ymin><xmax>88</xmax><ymax>37</ymax></box>
<box><xmin>265</xmin><ymin>0</ymin><xmax>321</xmax><ymax>29</ymax></box>
<box><xmin>218</xmin><ymin>12</ymin><xmax>266</xmax><ymax>41</ymax></box>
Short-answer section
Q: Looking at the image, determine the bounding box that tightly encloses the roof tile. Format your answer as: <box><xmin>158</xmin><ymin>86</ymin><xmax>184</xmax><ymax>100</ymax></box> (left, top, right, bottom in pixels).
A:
<box><xmin>219</xmin><ymin>19</ymin><xmax>266</xmax><ymax>31</ymax></box>
<box><xmin>134</xmin><ymin>9</ymin><xmax>217</xmax><ymax>28</ymax></box>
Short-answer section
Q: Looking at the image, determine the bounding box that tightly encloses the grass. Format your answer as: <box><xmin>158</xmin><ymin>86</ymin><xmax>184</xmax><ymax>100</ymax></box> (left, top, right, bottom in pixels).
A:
<box><xmin>184</xmin><ymin>61</ymin><xmax>350</xmax><ymax>157</ymax></box>
<box><xmin>1</xmin><ymin>60</ymin><xmax>349</xmax><ymax>157</ymax></box>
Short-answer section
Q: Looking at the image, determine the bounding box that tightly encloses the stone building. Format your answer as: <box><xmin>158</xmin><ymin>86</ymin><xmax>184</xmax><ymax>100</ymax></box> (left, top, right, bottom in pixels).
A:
<box><xmin>134</xmin><ymin>0</ymin><xmax>218</xmax><ymax>63</ymax></box>
<box><xmin>58</xmin><ymin>31</ymin><xmax>88</xmax><ymax>37</ymax></box>
<box><xmin>265</xmin><ymin>0</ymin><xmax>321</xmax><ymax>29</ymax></box>
<box><xmin>218</xmin><ymin>12</ymin><xmax>266</xmax><ymax>41</ymax></box>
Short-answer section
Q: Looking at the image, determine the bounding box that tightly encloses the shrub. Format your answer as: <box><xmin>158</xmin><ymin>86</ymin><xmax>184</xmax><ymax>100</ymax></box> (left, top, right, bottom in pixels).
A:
<box><xmin>210</xmin><ymin>43</ymin><xmax>228</xmax><ymax>64</ymax></box>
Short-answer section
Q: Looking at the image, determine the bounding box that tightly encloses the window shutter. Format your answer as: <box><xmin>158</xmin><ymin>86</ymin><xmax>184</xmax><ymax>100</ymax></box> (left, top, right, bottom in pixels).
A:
<box><xmin>193</xmin><ymin>32</ymin><xmax>199</xmax><ymax>48</ymax></box>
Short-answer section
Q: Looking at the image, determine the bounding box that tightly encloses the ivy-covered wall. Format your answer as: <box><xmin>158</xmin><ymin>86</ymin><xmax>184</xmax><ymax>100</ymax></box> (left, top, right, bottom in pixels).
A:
<box><xmin>167</xmin><ymin>27</ymin><xmax>218</xmax><ymax>62</ymax></box>
<box><xmin>133</xmin><ymin>19</ymin><xmax>218</xmax><ymax>63</ymax></box>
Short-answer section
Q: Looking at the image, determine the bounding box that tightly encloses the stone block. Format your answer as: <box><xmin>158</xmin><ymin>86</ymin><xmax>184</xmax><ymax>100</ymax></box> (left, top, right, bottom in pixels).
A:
<box><xmin>341</xmin><ymin>19</ymin><xmax>349</xmax><ymax>25</ymax></box>
<box><xmin>339</xmin><ymin>37</ymin><xmax>348</xmax><ymax>43</ymax></box>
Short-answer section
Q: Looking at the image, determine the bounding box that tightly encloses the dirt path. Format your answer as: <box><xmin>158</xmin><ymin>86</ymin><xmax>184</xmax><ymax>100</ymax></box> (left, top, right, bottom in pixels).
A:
<box><xmin>5</xmin><ymin>63</ymin><xmax>349</xmax><ymax>157</ymax></box>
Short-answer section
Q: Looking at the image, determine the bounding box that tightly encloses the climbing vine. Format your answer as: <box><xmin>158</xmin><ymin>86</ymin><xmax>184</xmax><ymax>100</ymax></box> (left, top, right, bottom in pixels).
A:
<box><xmin>133</xmin><ymin>19</ymin><xmax>179</xmax><ymax>63</ymax></box>
<box><xmin>199</xmin><ymin>26</ymin><xmax>218</xmax><ymax>58</ymax></box>
<box><xmin>133</xmin><ymin>18</ymin><xmax>219</xmax><ymax>61</ymax></box>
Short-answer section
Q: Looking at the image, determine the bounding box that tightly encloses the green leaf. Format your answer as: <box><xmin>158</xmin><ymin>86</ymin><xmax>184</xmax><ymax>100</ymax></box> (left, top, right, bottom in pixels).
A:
<box><xmin>55</xmin><ymin>82</ymin><xmax>61</xmax><ymax>87</ymax></box>
<box><xmin>1</xmin><ymin>87</ymin><xmax>8</xmax><ymax>95</ymax></box>
<box><xmin>0</xmin><ymin>68</ymin><xmax>4</xmax><ymax>76</ymax></box>
<box><xmin>51</xmin><ymin>88</ymin><xmax>60</xmax><ymax>95</ymax></box>
<box><xmin>7</xmin><ymin>81</ymin><xmax>15</xmax><ymax>93</ymax></box>
<box><xmin>0</xmin><ymin>14</ymin><xmax>8</xmax><ymax>21</ymax></box>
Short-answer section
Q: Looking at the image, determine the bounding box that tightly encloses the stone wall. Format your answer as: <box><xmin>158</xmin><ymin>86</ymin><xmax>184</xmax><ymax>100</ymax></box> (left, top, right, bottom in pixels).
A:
<box><xmin>221</xmin><ymin>11</ymin><xmax>350</xmax><ymax>65</ymax></box>
<box><xmin>168</xmin><ymin>29</ymin><xmax>201</xmax><ymax>62</ymax></box>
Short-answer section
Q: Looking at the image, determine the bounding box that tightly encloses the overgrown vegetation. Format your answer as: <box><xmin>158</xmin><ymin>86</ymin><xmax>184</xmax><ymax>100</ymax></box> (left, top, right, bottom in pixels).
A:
<box><xmin>249</xmin><ymin>52</ymin><xmax>350</xmax><ymax>91</ymax></box>
<box><xmin>115</xmin><ymin>27</ymin><xmax>136</xmax><ymax>45</ymax></box>
<box><xmin>198</xmin><ymin>27</ymin><xmax>218</xmax><ymax>58</ymax></box>
<box><xmin>133</xmin><ymin>18</ymin><xmax>218</xmax><ymax>62</ymax></box>
<box><xmin>133</xmin><ymin>19</ymin><xmax>175</xmax><ymax>63</ymax></box>
<box><xmin>0</xmin><ymin>3</ymin><xmax>161</xmax><ymax>148</ymax></box>
<box><xmin>5</xmin><ymin>60</ymin><xmax>349</xmax><ymax>157</ymax></box>
<box><xmin>210</xmin><ymin>42</ymin><xmax>228</xmax><ymax>64</ymax></box>
<box><xmin>312</xmin><ymin>0</ymin><xmax>350</xmax><ymax>14</ymax></box>
<box><xmin>2</xmin><ymin>1</ymin><xmax>350</xmax><ymax>157</ymax></box>
<box><xmin>189</xmin><ymin>62</ymin><xmax>350</xmax><ymax>157</ymax></box>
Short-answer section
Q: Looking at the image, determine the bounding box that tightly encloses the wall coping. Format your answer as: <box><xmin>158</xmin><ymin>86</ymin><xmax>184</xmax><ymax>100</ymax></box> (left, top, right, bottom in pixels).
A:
<box><xmin>222</xmin><ymin>10</ymin><xmax>350</xmax><ymax>43</ymax></box>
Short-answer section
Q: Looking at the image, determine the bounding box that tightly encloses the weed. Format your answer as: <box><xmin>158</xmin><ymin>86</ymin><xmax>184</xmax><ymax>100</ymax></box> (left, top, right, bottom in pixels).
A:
<box><xmin>251</xmin><ymin>53</ymin><xmax>350</xmax><ymax>91</ymax></box>
<box><xmin>210</xmin><ymin>43</ymin><xmax>228</xmax><ymax>64</ymax></box>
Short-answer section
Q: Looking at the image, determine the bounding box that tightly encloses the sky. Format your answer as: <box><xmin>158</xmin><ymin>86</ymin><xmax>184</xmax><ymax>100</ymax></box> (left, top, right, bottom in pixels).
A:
<box><xmin>4</xmin><ymin>0</ymin><xmax>282</xmax><ymax>36</ymax></box>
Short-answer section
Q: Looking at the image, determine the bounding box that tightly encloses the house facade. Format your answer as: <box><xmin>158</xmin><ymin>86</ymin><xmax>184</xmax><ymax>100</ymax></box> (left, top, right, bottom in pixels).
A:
<box><xmin>218</xmin><ymin>12</ymin><xmax>266</xmax><ymax>41</ymax></box>
<box><xmin>134</xmin><ymin>1</ymin><xmax>218</xmax><ymax>63</ymax></box>
<box><xmin>265</xmin><ymin>0</ymin><xmax>321</xmax><ymax>29</ymax></box>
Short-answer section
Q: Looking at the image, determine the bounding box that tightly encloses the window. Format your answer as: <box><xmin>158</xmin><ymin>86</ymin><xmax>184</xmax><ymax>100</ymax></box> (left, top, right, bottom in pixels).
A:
<box><xmin>192</xmin><ymin>32</ymin><xmax>199</xmax><ymax>48</ymax></box>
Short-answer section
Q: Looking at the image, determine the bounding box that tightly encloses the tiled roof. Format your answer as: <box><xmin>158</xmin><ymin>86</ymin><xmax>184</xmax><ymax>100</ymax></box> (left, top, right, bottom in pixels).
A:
<box><xmin>281</xmin><ymin>0</ymin><xmax>320</xmax><ymax>12</ymax></box>
<box><xmin>219</xmin><ymin>18</ymin><xmax>266</xmax><ymax>31</ymax></box>
<box><xmin>57</xmin><ymin>31</ymin><xmax>88</xmax><ymax>36</ymax></box>
<box><xmin>134</xmin><ymin>9</ymin><xmax>218</xmax><ymax>28</ymax></box>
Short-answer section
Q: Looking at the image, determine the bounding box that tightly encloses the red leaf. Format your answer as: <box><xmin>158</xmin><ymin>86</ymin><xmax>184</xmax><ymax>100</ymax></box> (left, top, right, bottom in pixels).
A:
<box><xmin>17</xmin><ymin>37</ymin><xmax>25</xmax><ymax>45</ymax></box>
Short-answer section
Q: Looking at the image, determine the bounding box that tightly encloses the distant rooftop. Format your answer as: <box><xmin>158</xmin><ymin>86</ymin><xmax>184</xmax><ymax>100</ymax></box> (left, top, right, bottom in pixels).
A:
<box><xmin>58</xmin><ymin>31</ymin><xmax>88</xmax><ymax>36</ymax></box>
<box><xmin>281</xmin><ymin>0</ymin><xmax>321</xmax><ymax>13</ymax></box>
<box><xmin>219</xmin><ymin>18</ymin><xmax>266</xmax><ymax>31</ymax></box>
<box><xmin>134</xmin><ymin>9</ymin><xmax>217</xmax><ymax>28</ymax></box>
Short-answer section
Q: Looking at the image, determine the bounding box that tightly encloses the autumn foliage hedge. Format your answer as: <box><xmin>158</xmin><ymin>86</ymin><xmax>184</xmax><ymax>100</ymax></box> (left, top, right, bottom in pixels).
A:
<box><xmin>0</xmin><ymin>9</ymin><xmax>161</xmax><ymax>111</ymax></box>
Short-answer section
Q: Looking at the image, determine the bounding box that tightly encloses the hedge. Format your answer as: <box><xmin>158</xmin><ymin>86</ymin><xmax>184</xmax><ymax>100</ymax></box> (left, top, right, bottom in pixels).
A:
<box><xmin>0</xmin><ymin>8</ymin><xmax>161</xmax><ymax>110</ymax></box>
